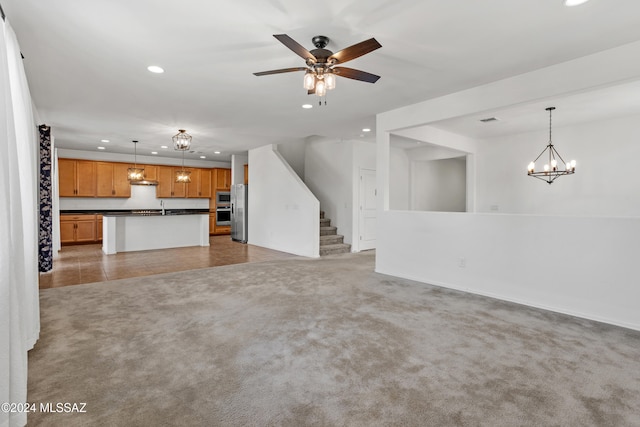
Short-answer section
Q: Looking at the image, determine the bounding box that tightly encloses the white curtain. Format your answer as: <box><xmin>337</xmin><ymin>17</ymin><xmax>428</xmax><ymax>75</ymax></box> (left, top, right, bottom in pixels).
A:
<box><xmin>0</xmin><ymin>19</ymin><xmax>41</xmax><ymax>427</ymax></box>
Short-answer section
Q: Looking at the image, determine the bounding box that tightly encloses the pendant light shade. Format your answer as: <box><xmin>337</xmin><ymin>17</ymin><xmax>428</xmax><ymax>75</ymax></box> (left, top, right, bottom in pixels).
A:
<box><xmin>172</xmin><ymin>129</ymin><xmax>192</xmax><ymax>151</ymax></box>
<box><xmin>315</xmin><ymin>79</ymin><xmax>327</xmax><ymax>97</ymax></box>
<box><xmin>127</xmin><ymin>140</ymin><xmax>145</xmax><ymax>181</ymax></box>
<box><xmin>324</xmin><ymin>72</ymin><xmax>336</xmax><ymax>90</ymax></box>
<box><xmin>303</xmin><ymin>71</ymin><xmax>315</xmax><ymax>90</ymax></box>
<box><xmin>527</xmin><ymin>107</ymin><xmax>576</xmax><ymax>184</ymax></box>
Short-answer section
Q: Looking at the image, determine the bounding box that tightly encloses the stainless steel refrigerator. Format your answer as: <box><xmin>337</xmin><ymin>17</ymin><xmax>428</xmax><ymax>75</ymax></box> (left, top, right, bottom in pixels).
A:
<box><xmin>231</xmin><ymin>184</ymin><xmax>248</xmax><ymax>243</ymax></box>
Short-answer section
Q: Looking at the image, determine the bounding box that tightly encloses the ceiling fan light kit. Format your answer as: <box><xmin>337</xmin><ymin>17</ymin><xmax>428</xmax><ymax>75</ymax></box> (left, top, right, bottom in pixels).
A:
<box><xmin>527</xmin><ymin>107</ymin><xmax>576</xmax><ymax>184</ymax></box>
<box><xmin>254</xmin><ymin>34</ymin><xmax>382</xmax><ymax>105</ymax></box>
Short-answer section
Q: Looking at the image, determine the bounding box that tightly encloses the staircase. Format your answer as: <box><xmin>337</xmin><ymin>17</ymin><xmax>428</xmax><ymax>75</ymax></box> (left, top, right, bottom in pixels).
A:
<box><xmin>320</xmin><ymin>211</ymin><xmax>351</xmax><ymax>256</ymax></box>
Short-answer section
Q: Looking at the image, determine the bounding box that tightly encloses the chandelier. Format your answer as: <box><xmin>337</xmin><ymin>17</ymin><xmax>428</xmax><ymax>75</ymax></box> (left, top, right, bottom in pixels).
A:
<box><xmin>527</xmin><ymin>107</ymin><xmax>576</xmax><ymax>184</ymax></box>
<box><xmin>172</xmin><ymin>129</ymin><xmax>192</xmax><ymax>150</ymax></box>
<box><xmin>127</xmin><ymin>140</ymin><xmax>145</xmax><ymax>181</ymax></box>
<box><xmin>173</xmin><ymin>129</ymin><xmax>192</xmax><ymax>183</ymax></box>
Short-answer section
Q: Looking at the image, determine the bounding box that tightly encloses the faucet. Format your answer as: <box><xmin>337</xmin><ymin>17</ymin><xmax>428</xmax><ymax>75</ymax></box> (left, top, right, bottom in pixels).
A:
<box><xmin>160</xmin><ymin>200</ymin><xmax>165</xmax><ymax>215</ymax></box>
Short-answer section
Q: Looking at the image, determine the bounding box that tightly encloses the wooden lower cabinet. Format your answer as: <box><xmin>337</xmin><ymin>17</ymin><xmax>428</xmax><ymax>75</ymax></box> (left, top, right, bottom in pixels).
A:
<box><xmin>60</xmin><ymin>214</ymin><xmax>104</xmax><ymax>244</ymax></box>
<box><xmin>209</xmin><ymin>213</ymin><xmax>215</xmax><ymax>235</ymax></box>
<box><xmin>60</xmin><ymin>214</ymin><xmax>98</xmax><ymax>244</ymax></box>
<box><xmin>97</xmin><ymin>215</ymin><xmax>103</xmax><ymax>241</ymax></box>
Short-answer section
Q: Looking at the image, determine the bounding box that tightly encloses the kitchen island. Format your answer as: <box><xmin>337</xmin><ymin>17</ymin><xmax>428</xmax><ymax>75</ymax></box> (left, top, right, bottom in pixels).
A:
<box><xmin>102</xmin><ymin>209</ymin><xmax>209</xmax><ymax>254</ymax></box>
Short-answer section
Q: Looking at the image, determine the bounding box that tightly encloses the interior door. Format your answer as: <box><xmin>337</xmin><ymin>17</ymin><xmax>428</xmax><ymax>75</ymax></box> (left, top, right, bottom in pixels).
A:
<box><xmin>359</xmin><ymin>168</ymin><xmax>377</xmax><ymax>250</ymax></box>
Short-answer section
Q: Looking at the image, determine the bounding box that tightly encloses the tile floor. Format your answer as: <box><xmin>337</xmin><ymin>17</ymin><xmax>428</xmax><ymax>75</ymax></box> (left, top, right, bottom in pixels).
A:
<box><xmin>39</xmin><ymin>236</ymin><xmax>299</xmax><ymax>289</ymax></box>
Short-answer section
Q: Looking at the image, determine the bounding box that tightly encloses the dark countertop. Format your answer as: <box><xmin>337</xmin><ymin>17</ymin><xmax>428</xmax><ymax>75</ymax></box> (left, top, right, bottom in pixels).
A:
<box><xmin>61</xmin><ymin>209</ymin><xmax>209</xmax><ymax>217</ymax></box>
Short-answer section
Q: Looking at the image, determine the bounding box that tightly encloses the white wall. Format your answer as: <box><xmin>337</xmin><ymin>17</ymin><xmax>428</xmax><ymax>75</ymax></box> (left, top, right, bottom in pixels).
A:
<box><xmin>388</xmin><ymin>146</ymin><xmax>410</xmax><ymax>211</ymax></box>
<box><xmin>248</xmin><ymin>144</ymin><xmax>319</xmax><ymax>257</ymax></box>
<box><xmin>376</xmin><ymin>211</ymin><xmax>640</xmax><ymax>330</ymax></box>
<box><xmin>412</xmin><ymin>157</ymin><xmax>466</xmax><ymax>212</ymax></box>
<box><xmin>376</xmin><ymin>42</ymin><xmax>640</xmax><ymax>330</ymax></box>
<box><xmin>278</xmin><ymin>139</ymin><xmax>308</xmax><ymax>179</ymax></box>
<box><xmin>231</xmin><ymin>153</ymin><xmax>248</xmax><ymax>186</ymax></box>
<box><xmin>476</xmin><ymin>114</ymin><xmax>640</xmax><ymax>216</ymax></box>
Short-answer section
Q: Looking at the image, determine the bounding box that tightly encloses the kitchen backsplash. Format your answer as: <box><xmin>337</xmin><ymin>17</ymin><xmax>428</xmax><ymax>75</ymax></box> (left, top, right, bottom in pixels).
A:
<box><xmin>59</xmin><ymin>185</ymin><xmax>210</xmax><ymax>211</ymax></box>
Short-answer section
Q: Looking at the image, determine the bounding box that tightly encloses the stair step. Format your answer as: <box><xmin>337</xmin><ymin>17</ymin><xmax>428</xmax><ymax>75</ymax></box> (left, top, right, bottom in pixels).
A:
<box><xmin>320</xmin><ymin>243</ymin><xmax>351</xmax><ymax>256</ymax></box>
<box><xmin>320</xmin><ymin>218</ymin><xmax>331</xmax><ymax>227</ymax></box>
<box><xmin>320</xmin><ymin>226</ymin><xmax>337</xmax><ymax>236</ymax></box>
<box><xmin>320</xmin><ymin>234</ymin><xmax>344</xmax><ymax>245</ymax></box>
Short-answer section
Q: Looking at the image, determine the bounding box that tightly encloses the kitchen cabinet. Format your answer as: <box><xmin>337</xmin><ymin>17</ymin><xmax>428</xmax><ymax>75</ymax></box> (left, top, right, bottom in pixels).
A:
<box><xmin>96</xmin><ymin>162</ymin><xmax>131</xmax><ymax>197</ymax></box>
<box><xmin>141</xmin><ymin>164</ymin><xmax>158</xmax><ymax>181</ymax></box>
<box><xmin>60</xmin><ymin>214</ymin><xmax>97</xmax><ymax>244</ymax></box>
<box><xmin>244</xmin><ymin>164</ymin><xmax>248</xmax><ymax>185</ymax></box>
<box><xmin>97</xmin><ymin>215</ymin><xmax>103</xmax><ymax>241</ymax></box>
<box><xmin>187</xmin><ymin>168</ymin><xmax>212</xmax><ymax>198</ymax></box>
<box><xmin>214</xmin><ymin>168</ymin><xmax>231</xmax><ymax>190</ymax></box>
<box><xmin>59</xmin><ymin>159</ymin><xmax>96</xmax><ymax>197</ymax></box>
<box><xmin>209</xmin><ymin>213</ymin><xmax>215</xmax><ymax>235</ymax></box>
<box><xmin>156</xmin><ymin>166</ymin><xmax>187</xmax><ymax>198</ymax></box>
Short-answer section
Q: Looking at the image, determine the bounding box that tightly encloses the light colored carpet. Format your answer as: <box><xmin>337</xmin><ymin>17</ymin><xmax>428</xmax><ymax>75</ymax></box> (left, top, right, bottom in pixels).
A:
<box><xmin>28</xmin><ymin>252</ymin><xmax>640</xmax><ymax>426</ymax></box>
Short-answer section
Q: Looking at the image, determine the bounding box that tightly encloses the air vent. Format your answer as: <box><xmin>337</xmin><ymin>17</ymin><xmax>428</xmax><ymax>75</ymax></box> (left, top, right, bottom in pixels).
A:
<box><xmin>480</xmin><ymin>117</ymin><xmax>499</xmax><ymax>123</ymax></box>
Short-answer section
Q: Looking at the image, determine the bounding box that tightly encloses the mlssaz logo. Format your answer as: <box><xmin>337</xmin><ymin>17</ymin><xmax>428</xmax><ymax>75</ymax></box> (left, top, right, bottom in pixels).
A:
<box><xmin>40</xmin><ymin>402</ymin><xmax>87</xmax><ymax>413</ymax></box>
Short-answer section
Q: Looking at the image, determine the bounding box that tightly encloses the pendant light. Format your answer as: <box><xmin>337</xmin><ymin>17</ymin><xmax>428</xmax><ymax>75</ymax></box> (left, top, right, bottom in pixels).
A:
<box><xmin>175</xmin><ymin>150</ymin><xmax>191</xmax><ymax>183</ymax></box>
<box><xmin>527</xmin><ymin>107</ymin><xmax>576</xmax><ymax>184</ymax></box>
<box><xmin>172</xmin><ymin>129</ymin><xmax>192</xmax><ymax>150</ymax></box>
<box><xmin>172</xmin><ymin>129</ymin><xmax>192</xmax><ymax>183</ymax></box>
<box><xmin>127</xmin><ymin>140</ymin><xmax>145</xmax><ymax>181</ymax></box>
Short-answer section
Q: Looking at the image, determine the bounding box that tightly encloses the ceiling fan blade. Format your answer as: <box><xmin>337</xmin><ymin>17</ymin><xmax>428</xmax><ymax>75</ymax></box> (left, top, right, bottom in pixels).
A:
<box><xmin>253</xmin><ymin>67</ymin><xmax>308</xmax><ymax>76</ymax></box>
<box><xmin>333</xmin><ymin>67</ymin><xmax>380</xmax><ymax>83</ymax></box>
<box><xmin>307</xmin><ymin>88</ymin><xmax>315</xmax><ymax>95</ymax></box>
<box><xmin>328</xmin><ymin>38</ymin><xmax>382</xmax><ymax>64</ymax></box>
<box><xmin>273</xmin><ymin>34</ymin><xmax>316</xmax><ymax>62</ymax></box>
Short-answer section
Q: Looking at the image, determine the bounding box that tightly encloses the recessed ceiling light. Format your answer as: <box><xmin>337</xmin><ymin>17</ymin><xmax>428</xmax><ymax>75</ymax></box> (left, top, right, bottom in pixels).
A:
<box><xmin>100</xmin><ymin>139</ymin><xmax>110</xmax><ymax>143</ymax></box>
<box><xmin>214</xmin><ymin>151</ymin><xmax>221</xmax><ymax>154</ymax></box>
<box><xmin>200</xmin><ymin>156</ymin><xmax>206</xmax><ymax>159</ymax></box>
<box><xmin>564</xmin><ymin>0</ymin><xmax>589</xmax><ymax>6</ymax></box>
<box><xmin>302</xmin><ymin>104</ymin><xmax>313</xmax><ymax>109</ymax></box>
<box><xmin>362</xmin><ymin>128</ymin><xmax>371</xmax><ymax>132</ymax></box>
<box><xmin>97</xmin><ymin>146</ymin><xmax>106</xmax><ymax>150</ymax></box>
<box><xmin>151</xmin><ymin>151</ymin><xmax>158</xmax><ymax>155</ymax></box>
<box><xmin>160</xmin><ymin>145</ymin><xmax>168</xmax><ymax>149</ymax></box>
<box><xmin>147</xmin><ymin>65</ymin><xmax>164</xmax><ymax>73</ymax></box>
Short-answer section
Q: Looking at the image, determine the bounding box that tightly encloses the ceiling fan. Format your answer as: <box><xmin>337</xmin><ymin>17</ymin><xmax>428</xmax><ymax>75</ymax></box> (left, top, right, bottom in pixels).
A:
<box><xmin>253</xmin><ymin>34</ymin><xmax>382</xmax><ymax>99</ymax></box>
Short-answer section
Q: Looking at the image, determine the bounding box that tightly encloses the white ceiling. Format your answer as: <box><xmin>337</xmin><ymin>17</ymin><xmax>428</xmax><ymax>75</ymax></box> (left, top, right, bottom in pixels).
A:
<box><xmin>4</xmin><ymin>0</ymin><xmax>640</xmax><ymax>162</ymax></box>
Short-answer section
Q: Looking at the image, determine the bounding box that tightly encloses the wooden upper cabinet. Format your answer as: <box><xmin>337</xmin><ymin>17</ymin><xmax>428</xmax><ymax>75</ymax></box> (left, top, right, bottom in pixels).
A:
<box><xmin>186</xmin><ymin>168</ymin><xmax>212</xmax><ymax>198</ymax></box>
<box><xmin>156</xmin><ymin>166</ymin><xmax>187</xmax><ymax>198</ymax></box>
<box><xmin>96</xmin><ymin>162</ymin><xmax>131</xmax><ymax>197</ymax></box>
<box><xmin>199</xmin><ymin>169</ymin><xmax>212</xmax><ymax>198</ymax></box>
<box><xmin>58</xmin><ymin>158</ymin><xmax>77</xmax><ymax>197</ymax></box>
<box><xmin>156</xmin><ymin>166</ymin><xmax>174</xmax><ymax>198</ymax></box>
<box><xmin>59</xmin><ymin>159</ymin><xmax>96</xmax><ymax>197</ymax></box>
<box><xmin>244</xmin><ymin>164</ymin><xmax>248</xmax><ymax>185</ymax></box>
<box><xmin>142</xmin><ymin>165</ymin><xmax>158</xmax><ymax>181</ymax></box>
<box><xmin>214</xmin><ymin>168</ymin><xmax>231</xmax><ymax>190</ymax></box>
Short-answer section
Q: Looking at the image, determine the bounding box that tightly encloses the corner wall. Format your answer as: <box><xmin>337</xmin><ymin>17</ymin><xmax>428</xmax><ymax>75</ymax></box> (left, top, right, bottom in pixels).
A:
<box><xmin>248</xmin><ymin>144</ymin><xmax>319</xmax><ymax>257</ymax></box>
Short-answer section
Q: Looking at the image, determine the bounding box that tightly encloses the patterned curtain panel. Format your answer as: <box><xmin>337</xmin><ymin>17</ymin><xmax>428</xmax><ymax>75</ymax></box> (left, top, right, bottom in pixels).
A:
<box><xmin>39</xmin><ymin>124</ymin><xmax>53</xmax><ymax>272</ymax></box>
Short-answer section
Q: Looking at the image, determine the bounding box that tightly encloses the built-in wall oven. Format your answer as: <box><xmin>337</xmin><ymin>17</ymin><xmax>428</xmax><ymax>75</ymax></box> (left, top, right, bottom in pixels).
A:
<box><xmin>216</xmin><ymin>191</ymin><xmax>231</xmax><ymax>226</ymax></box>
<box><xmin>216</xmin><ymin>207</ymin><xmax>231</xmax><ymax>226</ymax></box>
